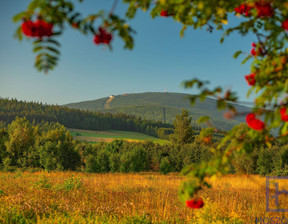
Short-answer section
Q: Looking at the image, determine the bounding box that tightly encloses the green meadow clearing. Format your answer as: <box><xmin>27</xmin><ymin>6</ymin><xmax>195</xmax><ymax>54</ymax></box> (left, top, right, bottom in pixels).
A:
<box><xmin>69</xmin><ymin>129</ymin><xmax>169</xmax><ymax>144</ymax></box>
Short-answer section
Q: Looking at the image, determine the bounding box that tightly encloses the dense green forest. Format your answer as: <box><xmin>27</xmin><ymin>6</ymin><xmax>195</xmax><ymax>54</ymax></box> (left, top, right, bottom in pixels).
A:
<box><xmin>66</xmin><ymin>92</ymin><xmax>251</xmax><ymax>130</ymax></box>
<box><xmin>0</xmin><ymin>117</ymin><xmax>287</xmax><ymax>176</ymax></box>
<box><xmin>0</xmin><ymin>98</ymin><xmax>173</xmax><ymax>138</ymax></box>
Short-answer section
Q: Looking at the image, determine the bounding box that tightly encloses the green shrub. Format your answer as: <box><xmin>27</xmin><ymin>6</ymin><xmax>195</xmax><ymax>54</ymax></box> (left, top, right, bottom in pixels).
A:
<box><xmin>97</xmin><ymin>150</ymin><xmax>110</xmax><ymax>172</ymax></box>
<box><xmin>33</xmin><ymin>176</ymin><xmax>52</xmax><ymax>189</ymax></box>
<box><xmin>129</xmin><ymin>147</ymin><xmax>148</xmax><ymax>172</ymax></box>
<box><xmin>160</xmin><ymin>157</ymin><xmax>172</xmax><ymax>174</ymax></box>
<box><xmin>109</xmin><ymin>153</ymin><xmax>121</xmax><ymax>172</ymax></box>
<box><xmin>55</xmin><ymin>175</ymin><xmax>83</xmax><ymax>191</ymax></box>
<box><xmin>85</xmin><ymin>155</ymin><xmax>100</xmax><ymax>173</ymax></box>
<box><xmin>233</xmin><ymin>150</ymin><xmax>258</xmax><ymax>174</ymax></box>
<box><xmin>256</xmin><ymin>148</ymin><xmax>280</xmax><ymax>175</ymax></box>
<box><xmin>119</xmin><ymin>153</ymin><xmax>132</xmax><ymax>173</ymax></box>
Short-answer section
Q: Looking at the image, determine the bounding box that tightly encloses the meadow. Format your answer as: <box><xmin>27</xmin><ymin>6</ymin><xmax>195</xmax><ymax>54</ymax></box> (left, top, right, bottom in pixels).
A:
<box><xmin>1</xmin><ymin>171</ymin><xmax>287</xmax><ymax>224</ymax></box>
<box><xmin>69</xmin><ymin>128</ymin><xmax>169</xmax><ymax>145</ymax></box>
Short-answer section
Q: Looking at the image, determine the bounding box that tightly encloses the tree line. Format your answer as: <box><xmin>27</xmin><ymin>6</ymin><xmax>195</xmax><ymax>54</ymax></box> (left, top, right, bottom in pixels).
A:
<box><xmin>0</xmin><ymin>98</ymin><xmax>173</xmax><ymax>138</ymax></box>
<box><xmin>1</xmin><ymin>116</ymin><xmax>287</xmax><ymax>176</ymax></box>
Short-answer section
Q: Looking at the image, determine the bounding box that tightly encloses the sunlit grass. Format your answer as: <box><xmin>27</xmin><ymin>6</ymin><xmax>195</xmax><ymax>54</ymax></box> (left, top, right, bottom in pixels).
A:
<box><xmin>69</xmin><ymin>128</ymin><xmax>169</xmax><ymax>144</ymax></box>
<box><xmin>0</xmin><ymin>172</ymin><xmax>287</xmax><ymax>223</ymax></box>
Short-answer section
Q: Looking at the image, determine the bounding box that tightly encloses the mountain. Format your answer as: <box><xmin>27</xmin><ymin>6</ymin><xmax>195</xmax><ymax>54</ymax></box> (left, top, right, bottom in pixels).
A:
<box><xmin>65</xmin><ymin>92</ymin><xmax>251</xmax><ymax>130</ymax></box>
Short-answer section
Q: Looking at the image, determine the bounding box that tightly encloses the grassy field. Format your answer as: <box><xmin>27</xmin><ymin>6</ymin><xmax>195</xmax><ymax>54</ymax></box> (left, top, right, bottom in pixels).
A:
<box><xmin>1</xmin><ymin>171</ymin><xmax>287</xmax><ymax>223</ymax></box>
<box><xmin>69</xmin><ymin>129</ymin><xmax>169</xmax><ymax>145</ymax></box>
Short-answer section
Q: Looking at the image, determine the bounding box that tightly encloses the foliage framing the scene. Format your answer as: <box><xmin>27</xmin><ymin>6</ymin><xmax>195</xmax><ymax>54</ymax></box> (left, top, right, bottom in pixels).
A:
<box><xmin>13</xmin><ymin>0</ymin><xmax>288</xmax><ymax>205</ymax></box>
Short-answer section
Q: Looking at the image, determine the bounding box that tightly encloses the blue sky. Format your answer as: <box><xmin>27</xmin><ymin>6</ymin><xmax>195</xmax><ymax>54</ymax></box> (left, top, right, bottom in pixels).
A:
<box><xmin>0</xmin><ymin>0</ymin><xmax>256</xmax><ymax>105</ymax></box>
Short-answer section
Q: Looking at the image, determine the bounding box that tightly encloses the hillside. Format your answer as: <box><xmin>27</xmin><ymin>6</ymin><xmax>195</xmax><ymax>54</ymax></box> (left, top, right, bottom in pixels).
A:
<box><xmin>66</xmin><ymin>92</ymin><xmax>251</xmax><ymax>130</ymax></box>
<box><xmin>0</xmin><ymin>98</ymin><xmax>172</xmax><ymax>137</ymax></box>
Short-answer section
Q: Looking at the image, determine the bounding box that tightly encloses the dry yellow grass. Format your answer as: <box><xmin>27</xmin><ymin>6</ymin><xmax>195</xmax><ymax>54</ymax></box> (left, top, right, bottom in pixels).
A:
<box><xmin>0</xmin><ymin>172</ymin><xmax>288</xmax><ymax>223</ymax></box>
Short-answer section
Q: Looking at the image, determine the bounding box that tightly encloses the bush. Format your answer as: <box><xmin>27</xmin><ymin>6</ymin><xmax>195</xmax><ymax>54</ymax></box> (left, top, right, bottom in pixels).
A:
<box><xmin>109</xmin><ymin>153</ymin><xmax>121</xmax><ymax>172</ymax></box>
<box><xmin>257</xmin><ymin>148</ymin><xmax>280</xmax><ymax>175</ymax></box>
<box><xmin>85</xmin><ymin>155</ymin><xmax>100</xmax><ymax>173</ymax></box>
<box><xmin>129</xmin><ymin>147</ymin><xmax>148</xmax><ymax>172</ymax></box>
<box><xmin>160</xmin><ymin>157</ymin><xmax>172</xmax><ymax>174</ymax></box>
<box><xmin>33</xmin><ymin>176</ymin><xmax>52</xmax><ymax>189</ymax></box>
<box><xmin>55</xmin><ymin>175</ymin><xmax>83</xmax><ymax>191</ymax></box>
<box><xmin>233</xmin><ymin>150</ymin><xmax>258</xmax><ymax>174</ymax></box>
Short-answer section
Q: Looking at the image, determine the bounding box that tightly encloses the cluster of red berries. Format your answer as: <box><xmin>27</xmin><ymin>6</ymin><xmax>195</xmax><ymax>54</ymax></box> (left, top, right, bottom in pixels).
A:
<box><xmin>235</xmin><ymin>2</ymin><xmax>288</xmax><ymax>30</ymax></box>
<box><xmin>255</xmin><ymin>2</ymin><xmax>273</xmax><ymax>17</ymax></box>
<box><xmin>280</xmin><ymin>108</ymin><xmax>288</xmax><ymax>122</ymax></box>
<box><xmin>186</xmin><ymin>198</ymin><xmax>204</xmax><ymax>209</ymax></box>
<box><xmin>250</xmin><ymin>42</ymin><xmax>265</xmax><ymax>57</ymax></box>
<box><xmin>245</xmin><ymin>73</ymin><xmax>256</xmax><ymax>86</ymax></box>
<box><xmin>234</xmin><ymin>4</ymin><xmax>253</xmax><ymax>16</ymax></box>
<box><xmin>246</xmin><ymin>113</ymin><xmax>265</xmax><ymax>131</ymax></box>
<box><xmin>234</xmin><ymin>1</ymin><xmax>273</xmax><ymax>18</ymax></box>
<box><xmin>21</xmin><ymin>20</ymin><xmax>53</xmax><ymax>38</ymax></box>
<box><xmin>93</xmin><ymin>27</ymin><xmax>113</xmax><ymax>45</ymax></box>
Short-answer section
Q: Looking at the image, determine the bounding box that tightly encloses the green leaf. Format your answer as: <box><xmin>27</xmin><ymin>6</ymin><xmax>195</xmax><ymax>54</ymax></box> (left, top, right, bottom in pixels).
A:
<box><xmin>180</xmin><ymin>25</ymin><xmax>187</xmax><ymax>38</ymax></box>
<box><xmin>14</xmin><ymin>26</ymin><xmax>23</xmax><ymax>41</ymax></box>
<box><xmin>33</xmin><ymin>45</ymin><xmax>44</xmax><ymax>53</ymax></box>
<box><xmin>242</xmin><ymin>55</ymin><xmax>251</xmax><ymax>64</ymax></box>
<box><xmin>217</xmin><ymin>100</ymin><xmax>226</xmax><ymax>110</ymax></box>
<box><xmin>233</xmin><ymin>50</ymin><xmax>242</xmax><ymax>59</ymax></box>
<box><xmin>12</xmin><ymin>12</ymin><xmax>27</xmax><ymax>23</ymax></box>
<box><xmin>46</xmin><ymin>46</ymin><xmax>60</xmax><ymax>55</ymax></box>
<box><xmin>46</xmin><ymin>39</ymin><xmax>61</xmax><ymax>47</ymax></box>
<box><xmin>197</xmin><ymin>116</ymin><xmax>210</xmax><ymax>124</ymax></box>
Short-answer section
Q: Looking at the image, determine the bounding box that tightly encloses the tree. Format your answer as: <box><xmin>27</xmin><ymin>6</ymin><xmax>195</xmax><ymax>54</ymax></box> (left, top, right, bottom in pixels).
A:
<box><xmin>170</xmin><ymin>109</ymin><xmax>193</xmax><ymax>145</ymax></box>
<box><xmin>13</xmin><ymin>0</ymin><xmax>288</xmax><ymax>206</ymax></box>
<box><xmin>5</xmin><ymin>116</ymin><xmax>34</xmax><ymax>167</ymax></box>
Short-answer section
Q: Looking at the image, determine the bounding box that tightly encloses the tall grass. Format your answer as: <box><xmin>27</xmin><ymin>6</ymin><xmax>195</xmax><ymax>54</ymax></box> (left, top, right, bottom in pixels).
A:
<box><xmin>0</xmin><ymin>171</ymin><xmax>287</xmax><ymax>223</ymax></box>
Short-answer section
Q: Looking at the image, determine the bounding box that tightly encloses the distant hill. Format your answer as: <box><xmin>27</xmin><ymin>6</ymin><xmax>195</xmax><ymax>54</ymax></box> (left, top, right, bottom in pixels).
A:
<box><xmin>65</xmin><ymin>92</ymin><xmax>251</xmax><ymax>130</ymax></box>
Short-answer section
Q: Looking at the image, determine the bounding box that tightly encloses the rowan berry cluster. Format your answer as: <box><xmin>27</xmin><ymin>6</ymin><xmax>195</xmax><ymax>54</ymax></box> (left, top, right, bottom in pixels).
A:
<box><xmin>93</xmin><ymin>27</ymin><xmax>112</xmax><ymax>45</ymax></box>
<box><xmin>246</xmin><ymin>113</ymin><xmax>265</xmax><ymax>131</ymax></box>
<box><xmin>21</xmin><ymin>20</ymin><xmax>53</xmax><ymax>38</ymax></box>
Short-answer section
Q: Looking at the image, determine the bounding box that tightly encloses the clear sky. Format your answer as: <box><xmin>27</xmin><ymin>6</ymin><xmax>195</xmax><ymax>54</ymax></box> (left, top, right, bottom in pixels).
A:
<box><xmin>0</xmin><ymin>0</ymin><xmax>256</xmax><ymax>105</ymax></box>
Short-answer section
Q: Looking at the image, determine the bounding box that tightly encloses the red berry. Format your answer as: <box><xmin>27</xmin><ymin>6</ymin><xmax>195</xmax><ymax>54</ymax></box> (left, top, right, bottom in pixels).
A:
<box><xmin>21</xmin><ymin>21</ymin><xmax>35</xmax><ymax>37</ymax></box>
<box><xmin>280</xmin><ymin>107</ymin><xmax>287</xmax><ymax>116</ymax></box>
<box><xmin>245</xmin><ymin>73</ymin><xmax>256</xmax><ymax>86</ymax></box>
<box><xmin>252</xmin><ymin>43</ymin><xmax>257</xmax><ymax>48</ymax></box>
<box><xmin>160</xmin><ymin>10</ymin><xmax>169</xmax><ymax>17</ymax></box>
<box><xmin>280</xmin><ymin>108</ymin><xmax>288</xmax><ymax>122</ymax></box>
<box><xmin>250</xmin><ymin>46</ymin><xmax>265</xmax><ymax>57</ymax></box>
<box><xmin>282</xmin><ymin>19</ymin><xmax>288</xmax><ymax>31</ymax></box>
<box><xmin>250</xmin><ymin>48</ymin><xmax>257</xmax><ymax>56</ymax></box>
<box><xmin>186</xmin><ymin>198</ymin><xmax>204</xmax><ymax>209</ymax></box>
<box><xmin>94</xmin><ymin>35</ymin><xmax>102</xmax><ymax>44</ymax></box>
